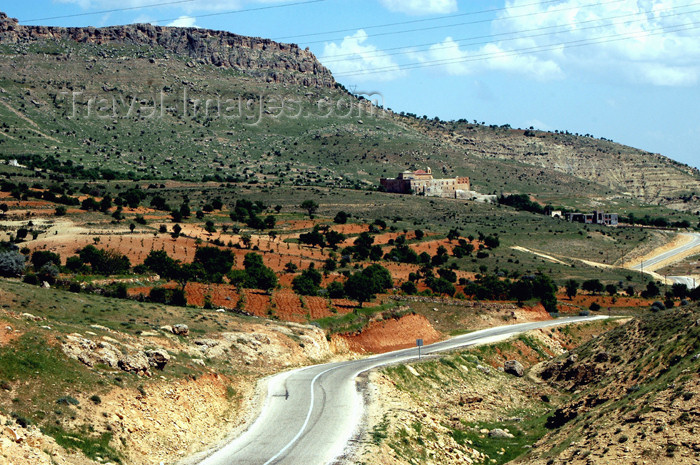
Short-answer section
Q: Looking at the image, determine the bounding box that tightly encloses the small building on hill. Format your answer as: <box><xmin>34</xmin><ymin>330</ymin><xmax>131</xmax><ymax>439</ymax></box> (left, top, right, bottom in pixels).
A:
<box><xmin>566</xmin><ymin>211</ymin><xmax>618</xmax><ymax>226</ymax></box>
<box><xmin>380</xmin><ymin>168</ymin><xmax>470</xmax><ymax>198</ymax></box>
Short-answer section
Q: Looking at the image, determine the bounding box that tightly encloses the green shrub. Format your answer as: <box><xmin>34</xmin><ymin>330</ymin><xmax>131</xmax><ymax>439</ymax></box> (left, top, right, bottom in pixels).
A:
<box><xmin>56</xmin><ymin>396</ymin><xmax>80</xmax><ymax>406</ymax></box>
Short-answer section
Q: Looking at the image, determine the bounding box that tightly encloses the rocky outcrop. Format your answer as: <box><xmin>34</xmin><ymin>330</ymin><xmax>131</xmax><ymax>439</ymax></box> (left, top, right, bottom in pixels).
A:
<box><xmin>0</xmin><ymin>11</ymin><xmax>335</xmax><ymax>88</ymax></box>
<box><xmin>146</xmin><ymin>349</ymin><xmax>170</xmax><ymax>370</ymax></box>
<box><xmin>539</xmin><ymin>353</ymin><xmax>603</xmax><ymax>389</ymax></box>
<box><xmin>62</xmin><ymin>333</ymin><xmax>121</xmax><ymax>368</ymax></box>
<box><xmin>489</xmin><ymin>428</ymin><xmax>515</xmax><ymax>438</ymax></box>
<box><xmin>118</xmin><ymin>352</ymin><xmax>150</xmax><ymax>375</ymax></box>
<box><xmin>504</xmin><ymin>359</ymin><xmax>524</xmax><ymax>377</ymax></box>
<box><xmin>416</xmin><ymin>117</ymin><xmax>700</xmax><ymax>211</ymax></box>
<box><xmin>62</xmin><ymin>333</ymin><xmax>152</xmax><ymax>375</ymax></box>
<box><xmin>171</xmin><ymin>324</ymin><xmax>189</xmax><ymax>337</ymax></box>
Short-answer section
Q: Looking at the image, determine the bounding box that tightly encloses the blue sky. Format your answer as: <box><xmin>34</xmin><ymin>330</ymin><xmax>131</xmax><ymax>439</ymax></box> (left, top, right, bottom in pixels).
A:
<box><xmin>4</xmin><ymin>0</ymin><xmax>699</xmax><ymax>168</ymax></box>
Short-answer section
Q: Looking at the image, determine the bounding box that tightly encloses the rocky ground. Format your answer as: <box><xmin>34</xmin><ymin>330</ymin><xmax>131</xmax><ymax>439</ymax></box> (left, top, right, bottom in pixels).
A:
<box><xmin>521</xmin><ymin>307</ymin><xmax>700</xmax><ymax>464</ymax></box>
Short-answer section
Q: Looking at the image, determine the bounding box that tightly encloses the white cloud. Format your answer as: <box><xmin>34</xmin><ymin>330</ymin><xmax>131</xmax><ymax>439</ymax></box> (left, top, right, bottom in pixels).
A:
<box><xmin>378</xmin><ymin>0</ymin><xmax>457</xmax><ymax>15</ymax></box>
<box><xmin>322</xmin><ymin>30</ymin><xmax>404</xmax><ymax>81</ymax></box>
<box><xmin>167</xmin><ymin>15</ymin><xmax>198</xmax><ymax>27</ymax></box>
<box><xmin>636</xmin><ymin>64</ymin><xmax>698</xmax><ymax>86</ymax></box>
<box><xmin>425</xmin><ymin>37</ymin><xmax>563</xmax><ymax>80</ymax></box>
<box><xmin>488</xmin><ymin>0</ymin><xmax>700</xmax><ymax>86</ymax></box>
<box><xmin>415</xmin><ymin>0</ymin><xmax>700</xmax><ymax>86</ymax></box>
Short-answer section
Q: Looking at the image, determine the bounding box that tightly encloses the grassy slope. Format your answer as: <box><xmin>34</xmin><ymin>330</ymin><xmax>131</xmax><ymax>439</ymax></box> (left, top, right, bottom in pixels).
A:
<box><xmin>1</xmin><ymin>37</ymin><xmax>697</xmax><ymax>216</ymax></box>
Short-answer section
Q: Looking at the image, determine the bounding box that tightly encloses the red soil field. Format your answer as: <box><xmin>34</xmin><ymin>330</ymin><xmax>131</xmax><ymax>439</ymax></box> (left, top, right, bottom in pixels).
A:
<box><xmin>272</xmin><ymin>288</ymin><xmax>303</xmax><ymax>320</ymax></box>
<box><xmin>557</xmin><ymin>293</ymin><xmax>655</xmax><ymax>310</ymax></box>
<box><xmin>127</xmin><ymin>282</ymin><xmax>240</xmax><ymax>308</ymax></box>
<box><xmin>30</xmin><ymin>233</ymin><xmax>202</xmax><ymax>264</ymax></box>
<box><xmin>304</xmin><ymin>296</ymin><xmax>332</xmax><ymax>320</ymax></box>
<box><xmin>330</xmin><ymin>223</ymin><xmax>369</xmax><ymax>235</ymax></box>
<box><xmin>243</xmin><ymin>289</ymin><xmax>274</xmax><ymax>319</ymax></box>
<box><xmin>409</xmin><ymin>238</ymin><xmax>456</xmax><ymax>255</ymax></box>
<box><xmin>330</xmin><ymin>298</ymin><xmax>359</xmax><ymax>314</ymax></box>
<box><xmin>369</xmin><ymin>231</ymin><xmax>418</xmax><ymax>245</ymax></box>
<box><xmin>279</xmin><ymin>219</ymin><xmax>317</xmax><ymax>230</ymax></box>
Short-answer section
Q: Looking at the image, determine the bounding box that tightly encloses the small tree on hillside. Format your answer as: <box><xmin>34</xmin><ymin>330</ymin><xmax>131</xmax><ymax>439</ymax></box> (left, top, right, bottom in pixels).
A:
<box><xmin>447</xmin><ymin>228</ymin><xmax>460</xmax><ymax>242</ymax></box>
<box><xmin>237</xmin><ymin>253</ymin><xmax>278</xmax><ymax>292</ymax></box>
<box><xmin>143</xmin><ymin>250</ymin><xmax>179</xmax><ymax>280</ymax></box>
<box><xmin>582</xmin><ymin>279</ymin><xmax>604</xmax><ymax>295</ymax></box>
<box><xmin>299</xmin><ymin>226</ymin><xmax>325</xmax><ymax>249</ymax></box>
<box><xmin>641</xmin><ymin>281</ymin><xmax>660</xmax><ymax>298</ymax></box>
<box><xmin>324</xmin><ymin>230</ymin><xmax>346</xmax><ymax>250</ymax></box>
<box><xmin>564</xmin><ymin>279</ymin><xmax>579</xmax><ymax>300</ymax></box>
<box><xmin>300</xmin><ymin>200</ymin><xmax>319</xmax><ymax>218</ymax></box>
<box><xmin>240</xmin><ymin>233</ymin><xmax>252</xmax><ymax>248</ymax></box>
<box><xmin>193</xmin><ymin>247</ymin><xmax>235</xmax><ymax>282</ymax></box>
<box><xmin>344</xmin><ymin>264</ymin><xmax>393</xmax><ymax>309</ymax></box>
<box><xmin>31</xmin><ymin>251</ymin><xmax>61</xmax><ymax>270</ymax></box>
<box><xmin>344</xmin><ymin>272</ymin><xmax>374</xmax><ymax>309</ymax></box>
<box><xmin>292</xmin><ymin>267</ymin><xmax>323</xmax><ymax>296</ymax></box>
<box><xmin>605</xmin><ymin>283</ymin><xmax>618</xmax><ymax>296</ymax></box>
<box><xmin>672</xmin><ymin>283</ymin><xmax>689</xmax><ymax>299</ymax></box>
<box><xmin>333</xmin><ymin>211</ymin><xmax>348</xmax><ymax>224</ymax></box>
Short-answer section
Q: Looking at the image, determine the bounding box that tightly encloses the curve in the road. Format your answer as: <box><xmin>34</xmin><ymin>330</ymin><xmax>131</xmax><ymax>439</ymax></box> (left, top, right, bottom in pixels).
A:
<box><xmin>629</xmin><ymin>233</ymin><xmax>700</xmax><ymax>272</ymax></box>
<box><xmin>195</xmin><ymin>316</ymin><xmax>607</xmax><ymax>465</ymax></box>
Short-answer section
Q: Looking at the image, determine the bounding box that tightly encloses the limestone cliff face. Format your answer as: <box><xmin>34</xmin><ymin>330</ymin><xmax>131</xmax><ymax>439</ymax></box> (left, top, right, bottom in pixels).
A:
<box><xmin>0</xmin><ymin>12</ymin><xmax>335</xmax><ymax>88</ymax></box>
<box><xmin>408</xmin><ymin>118</ymin><xmax>700</xmax><ymax>210</ymax></box>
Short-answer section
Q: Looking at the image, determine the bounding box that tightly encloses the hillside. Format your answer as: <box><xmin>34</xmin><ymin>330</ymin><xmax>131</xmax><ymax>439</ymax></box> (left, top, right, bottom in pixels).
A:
<box><xmin>351</xmin><ymin>308</ymin><xmax>698</xmax><ymax>465</ymax></box>
<box><xmin>0</xmin><ymin>12</ymin><xmax>699</xmax><ymax>212</ymax></box>
<box><xmin>524</xmin><ymin>306</ymin><xmax>700</xmax><ymax>464</ymax></box>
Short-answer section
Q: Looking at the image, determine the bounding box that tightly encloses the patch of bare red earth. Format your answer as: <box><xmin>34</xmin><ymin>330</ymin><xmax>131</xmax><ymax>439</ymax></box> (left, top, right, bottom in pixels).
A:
<box><xmin>339</xmin><ymin>313</ymin><xmax>442</xmax><ymax>354</ymax></box>
<box><xmin>30</xmin><ymin>233</ymin><xmax>202</xmax><ymax>264</ymax></box>
<box><xmin>128</xmin><ymin>282</ymin><xmax>240</xmax><ymax>308</ymax></box>
<box><xmin>556</xmin><ymin>293</ymin><xmax>654</xmax><ymax>312</ymax></box>
<box><xmin>329</xmin><ymin>223</ymin><xmax>369</xmax><ymax>235</ymax></box>
<box><xmin>127</xmin><ymin>278</ymin><xmax>357</xmax><ymax>321</ymax></box>
<box><xmin>517</xmin><ymin>303</ymin><xmax>553</xmax><ymax>321</ymax></box>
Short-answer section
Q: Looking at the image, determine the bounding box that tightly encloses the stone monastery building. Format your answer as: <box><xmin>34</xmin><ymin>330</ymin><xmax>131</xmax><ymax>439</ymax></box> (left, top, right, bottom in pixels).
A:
<box><xmin>380</xmin><ymin>168</ymin><xmax>471</xmax><ymax>198</ymax></box>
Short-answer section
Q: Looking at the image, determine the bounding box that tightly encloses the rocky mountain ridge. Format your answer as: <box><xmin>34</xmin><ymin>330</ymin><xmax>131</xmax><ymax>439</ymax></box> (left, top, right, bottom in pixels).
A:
<box><xmin>406</xmin><ymin>117</ymin><xmax>700</xmax><ymax>211</ymax></box>
<box><xmin>0</xmin><ymin>11</ymin><xmax>335</xmax><ymax>88</ymax></box>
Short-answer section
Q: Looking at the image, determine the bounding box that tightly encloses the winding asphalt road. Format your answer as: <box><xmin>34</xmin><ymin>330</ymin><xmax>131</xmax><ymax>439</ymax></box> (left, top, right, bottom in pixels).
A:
<box><xmin>629</xmin><ymin>232</ymin><xmax>700</xmax><ymax>288</ymax></box>
<box><xmin>196</xmin><ymin>316</ymin><xmax>606</xmax><ymax>465</ymax></box>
